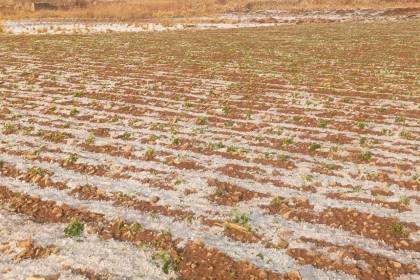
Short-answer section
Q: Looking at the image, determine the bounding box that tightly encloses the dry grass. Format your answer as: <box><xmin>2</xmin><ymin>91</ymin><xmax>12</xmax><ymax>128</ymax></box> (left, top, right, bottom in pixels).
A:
<box><xmin>1</xmin><ymin>0</ymin><xmax>420</xmax><ymax>21</ymax></box>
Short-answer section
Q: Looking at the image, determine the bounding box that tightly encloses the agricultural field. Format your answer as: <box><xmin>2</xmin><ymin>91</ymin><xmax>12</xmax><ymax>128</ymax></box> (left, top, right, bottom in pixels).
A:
<box><xmin>0</xmin><ymin>14</ymin><xmax>419</xmax><ymax>280</ymax></box>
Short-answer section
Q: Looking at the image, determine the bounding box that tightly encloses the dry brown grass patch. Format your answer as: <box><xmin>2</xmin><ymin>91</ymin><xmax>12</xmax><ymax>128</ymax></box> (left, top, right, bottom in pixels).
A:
<box><xmin>1</xmin><ymin>0</ymin><xmax>420</xmax><ymax>21</ymax></box>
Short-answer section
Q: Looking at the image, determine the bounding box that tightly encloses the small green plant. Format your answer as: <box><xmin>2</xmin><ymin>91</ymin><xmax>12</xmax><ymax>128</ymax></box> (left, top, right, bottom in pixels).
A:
<box><xmin>264</xmin><ymin>152</ymin><xmax>275</xmax><ymax>160</ymax></box>
<box><xmin>399</xmin><ymin>195</ymin><xmax>410</xmax><ymax>206</ymax></box>
<box><xmin>153</xmin><ymin>251</ymin><xmax>177</xmax><ymax>274</ymax></box>
<box><xmin>390</xmin><ymin>223</ymin><xmax>406</xmax><ymax>236</ymax></box>
<box><xmin>352</xmin><ymin>186</ymin><xmax>362</xmax><ymax>193</ymax></box>
<box><xmin>270</xmin><ymin>196</ymin><xmax>284</xmax><ymax>208</ymax></box>
<box><xmin>121</xmin><ymin>131</ymin><xmax>132</xmax><ymax>140</ymax></box>
<box><xmin>399</xmin><ymin>130</ymin><xmax>412</xmax><ymax>140</ymax></box>
<box><xmin>303</xmin><ymin>174</ymin><xmax>314</xmax><ymax>182</ymax></box>
<box><xmin>145</xmin><ymin>148</ymin><xmax>155</xmax><ymax>160</ymax></box>
<box><xmin>173</xmin><ymin>178</ymin><xmax>183</xmax><ymax>185</ymax></box>
<box><xmin>309</xmin><ymin>143</ymin><xmax>321</xmax><ymax>152</ymax></box>
<box><xmin>63</xmin><ymin>122</ymin><xmax>71</xmax><ymax>128</ymax></box>
<box><xmin>318</xmin><ymin>119</ymin><xmax>328</xmax><ymax>128</ymax></box>
<box><xmin>355</xmin><ymin>121</ymin><xmax>366</xmax><ymax>129</ymax></box>
<box><xmin>359</xmin><ymin>137</ymin><xmax>368</xmax><ymax>146</ymax></box>
<box><xmin>69</xmin><ymin>108</ymin><xmax>79</xmax><ymax>116</ymax></box>
<box><xmin>85</xmin><ymin>133</ymin><xmax>95</xmax><ymax>145</ymax></box>
<box><xmin>280</xmin><ymin>137</ymin><xmax>294</xmax><ymax>147</ymax></box>
<box><xmin>208</xmin><ymin>142</ymin><xmax>225</xmax><ymax>150</ymax></box>
<box><xmin>183</xmin><ymin>101</ymin><xmax>192</xmax><ymax>109</ymax></box>
<box><xmin>359</xmin><ymin>151</ymin><xmax>372</xmax><ymax>162</ymax></box>
<box><xmin>222</xmin><ymin>105</ymin><xmax>230</xmax><ymax>115</ymax></box>
<box><xmin>171</xmin><ymin>135</ymin><xmax>181</xmax><ymax>145</ymax></box>
<box><xmin>73</xmin><ymin>92</ymin><xmax>83</xmax><ymax>98</ymax></box>
<box><xmin>215</xmin><ymin>188</ymin><xmax>228</xmax><ymax>196</ymax></box>
<box><xmin>229</xmin><ymin>209</ymin><xmax>251</xmax><ymax>231</ymax></box>
<box><xmin>149</xmin><ymin>134</ymin><xmax>159</xmax><ymax>142</ymax></box>
<box><xmin>44</xmin><ymin>131</ymin><xmax>66</xmax><ymax>142</ymax></box>
<box><xmin>115</xmin><ymin>218</ymin><xmax>126</xmax><ymax>233</ymax></box>
<box><xmin>66</xmin><ymin>154</ymin><xmax>78</xmax><ymax>164</ymax></box>
<box><xmin>64</xmin><ymin>219</ymin><xmax>84</xmax><ymax>237</ymax></box>
<box><xmin>226</xmin><ymin>146</ymin><xmax>239</xmax><ymax>153</ymax></box>
<box><xmin>329</xmin><ymin>146</ymin><xmax>339</xmax><ymax>153</ymax></box>
<box><xmin>277</xmin><ymin>154</ymin><xmax>289</xmax><ymax>161</ymax></box>
<box><xmin>2</xmin><ymin>122</ymin><xmax>14</xmax><ymax>134</ymax></box>
<box><xmin>130</xmin><ymin>222</ymin><xmax>142</xmax><ymax>233</ymax></box>
<box><xmin>395</xmin><ymin>114</ymin><xmax>406</xmax><ymax>123</ymax></box>
<box><xmin>196</xmin><ymin>116</ymin><xmax>207</xmax><ymax>125</ymax></box>
<box><xmin>28</xmin><ymin>167</ymin><xmax>46</xmax><ymax>177</ymax></box>
<box><xmin>292</xmin><ymin>115</ymin><xmax>301</xmax><ymax>122</ymax></box>
<box><xmin>381</xmin><ymin>128</ymin><xmax>392</xmax><ymax>136</ymax></box>
<box><xmin>245</xmin><ymin>111</ymin><xmax>252</xmax><ymax>120</ymax></box>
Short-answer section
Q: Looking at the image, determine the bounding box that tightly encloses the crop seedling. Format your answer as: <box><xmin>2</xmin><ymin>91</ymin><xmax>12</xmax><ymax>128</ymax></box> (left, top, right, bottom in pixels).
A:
<box><xmin>153</xmin><ymin>251</ymin><xmax>177</xmax><ymax>274</ymax></box>
<box><xmin>270</xmin><ymin>196</ymin><xmax>284</xmax><ymax>208</ymax></box>
<box><xmin>399</xmin><ymin>130</ymin><xmax>412</xmax><ymax>140</ymax></box>
<box><xmin>145</xmin><ymin>148</ymin><xmax>155</xmax><ymax>160</ymax></box>
<box><xmin>70</xmin><ymin>108</ymin><xmax>79</xmax><ymax>116</ymax></box>
<box><xmin>226</xmin><ymin>146</ymin><xmax>239</xmax><ymax>153</ymax></box>
<box><xmin>121</xmin><ymin>131</ymin><xmax>132</xmax><ymax>140</ymax></box>
<box><xmin>2</xmin><ymin>122</ymin><xmax>14</xmax><ymax>134</ymax></box>
<box><xmin>149</xmin><ymin>134</ymin><xmax>159</xmax><ymax>142</ymax></box>
<box><xmin>318</xmin><ymin>119</ymin><xmax>328</xmax><ymax>128</ymax></box>
<box><xmin>208</xmin><ymin>142</ymin><xmax>225</xmax><ymax>150</ymax></box>
<box><xmin>359</xmin><ymin>137</ymin><xmax>368</xmax><ymax>146</ymax></box>
<box><xmin>182</xmin><ymin>101</ymin><xmax>192</xmax><ymax>109</ymax></box>
<box><xmin>356</xmin><ymin>121</ymin><xmax>366</xmax><ymax>129</ymax></box>
<box><xmin>223</xmin><ymin>105</ymin><xmax>230</xmax><ymax>115</ymax></box>
<box><xmin>44</xmin><ymin>131</ymin><xmax>66</xmax><ymax>142</ymax></box>
<box><xmin>228</xmin><ymin>209</ymin><xmax>251</xmax><ymax>231</ymax></box>
<box><xmin>277</xmin><ymin>154</ymin><xmax>289</xmax><ymax>161</ymax></box>
<box><xmin>64</xmin><ymin>219</ymin><xmax>84</xmax><ymax>237</ymax></box>
<box><xmin>173</xmin><ymin>178</ymin><xmax>183</xmax><ymax>185</ymax></box>
<box><xmin>130</xmin><ymin>222</ymin><xmax>142</xmax><ymax>233</ymax></box>
<box><xmin>303</xmin><ymin>174</ymin><xmax>314</xmax><ymax>182</ymax></box>
<box><xmin>309</xmin><ymin>143</ymin><xmax>321</xmax><ymax>152</ymax></box>
<box><xmin>399</xmin><ymin>195</ymin><xmax>409</xmax><ymax>206</ymax></box>
<box><xmin>171</xmin><ymin>135</ymin><xmax>181</xmax><ymax>145</ymax></box>
<box><xmin>292</xmin><ymin>115</ymin><xmax>301</xmax><ymax>122</ymax></box>
<box><xmin>280</xmin><ymin>137</ymin><xmax>294</xmax><ymax>147</ymax></box>
<box><xmin>29</xmin><ymin>167</ymin><xmax>46</xmax><ymax>177</ymax></box>
<box><xmin>390</xmin><ymin>223</ymin><xmax>407</xmax><ymax>237</ymax></box>
<box><xmin>359</xmin><ymin>151</ymin><xmax>372</xmax><ymax>162</ymax></box>
<box><xmin>224</xmin><ymin>121</ymin><xmax>234</xmax><ymax>127</ymax></box>
<box><xmin>115</xmin><ymin>219</ymin><xmax>126</xmax><ymax>233</ymax></box>
<box><xmin>66</xmin><ymin>154</ymin><xmax>78</xmax><ymax>164</ymax></box>
<box><xmin>215</xmin><ymin>188</ymin><xmax>228</xmax><ymax>196</ymax></box>
<box><xmin>395</xmin><ymin>114</ymin><xmax>406</xmax><ymax>123</ymax></box>
<box><xmin>352</xmin><ymin>186</ymin><xmax>362</xmax><ymax>193</ymax></box>
<box><xmin>196</xmin><ymin>116</ymin><xmax>207</xmax><ymax>125</ymax></box>
<box><xmin>85</xmin><ymin>133</ymin><xmax>95</xmax><ymax>145</ymax></box>
<box><xmin>264</xmin><ymin>152</ymin><xmax>275</xmax><ymax>160</ymax></box>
